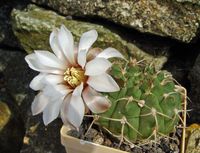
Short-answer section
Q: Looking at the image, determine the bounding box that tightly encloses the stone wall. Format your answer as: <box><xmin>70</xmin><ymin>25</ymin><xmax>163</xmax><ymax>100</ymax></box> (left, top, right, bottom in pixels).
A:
<box><xmin>0</xmin><ymin>0</ymin><xmax>200</xmax><ymax>152</ymax></box>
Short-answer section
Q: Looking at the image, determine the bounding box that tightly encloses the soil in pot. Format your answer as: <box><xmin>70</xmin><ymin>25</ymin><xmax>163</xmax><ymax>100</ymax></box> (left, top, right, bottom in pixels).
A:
<box><xmin>67</xmin><ymin>118</ymin><xmax>182</xmax><ymax>153</ymax></box>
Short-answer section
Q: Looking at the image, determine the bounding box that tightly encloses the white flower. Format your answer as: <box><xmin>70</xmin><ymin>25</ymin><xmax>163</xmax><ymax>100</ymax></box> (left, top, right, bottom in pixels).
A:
<box><xmin>25</xmin><ymin>25</ymin><xmax>124</xmax><ymax>129</ymax></box>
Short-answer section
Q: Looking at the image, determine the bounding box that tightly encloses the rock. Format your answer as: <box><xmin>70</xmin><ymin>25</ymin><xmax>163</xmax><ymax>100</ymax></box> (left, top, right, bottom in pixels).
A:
<box><xmin>0</xmin><ymin>101</ymin><xmax>11</xmax><ymax>131</ymax></box>
<box><xmin>0</xmin><ymin>49</ymin><xmax>36</xmax><ymax>107</ymax></box>
<box><xmin>0</xmin><ymin>4</ymin><xmax>19</xmax><ymax>47</ymax></box>
<box><xmin>85</xmin><ymin>128</ymin><xmax>98</xmax><ymax>141</ymax></box>
<box><xmin>32</xmin><ymin>0</ymin><xmax>200</xmax><ymax>43</ymax></box>
<box><xmin>93</xmin><ymin>134</ymin><xmax>104</xmax><ymax>145</ymax></box>
<box><xmin>0</xmin><ymin>0</ymin><xmax>31</xmax><ymax>48</ymax></box>
<box><xmin>11</xmin><ymin>4</ymin><xmax>167</xmax><ymax>69</ymax></box>
<box><xmin>0</xmin><ymin>48</ymin><xmax>36</xmax><ymax>135</ymax></box>
<box><xmin>0</xmin><ymin>49</ymin><xmax>22</xmax><ymax>72</ymax></box>
<box><xmin>185</xmin><ymin>124</ymin><xmax>200</xmax><ymax>153</ymax></box>
<box><xmin>0</xmin><ymin>48</ymin><xmax>34</xmax><ymax>153</ymax></box>
<box><xmin>176</xmin><ymin>0</ymin><xmax>200</xmax><ymax>5</ymax></box>
<box><xmin>0</xmin><ymin>80</ymin><xmax>25</xmax><ymax>153</ymax></box>
<box><xmin>162</xmin><ymin>43</ymin><xmax>198</xmax><ymax>87</ymax></box>
<box><xmin>20</xmin><ymin>114</ymin><xmax>66</xmax><ymax>153</ymax></box>
<box><xmin>104</xmin><ymin>138</ymin><xmax>112</xmax><ymax>147</ymax></box>
<box><xmin>188</xmin><ymin>53</ymin><xmax>200</xmax><ymax>123</ymax></box>
<box><xmin>0</xmin><ymin>103</ymin><xmax>24</xmax><ymax>153</ymax></box>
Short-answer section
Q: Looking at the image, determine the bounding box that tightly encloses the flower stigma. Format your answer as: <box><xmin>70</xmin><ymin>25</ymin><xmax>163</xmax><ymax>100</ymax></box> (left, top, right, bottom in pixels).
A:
<box><xmin>64</xmin><ymin>67</ymin><xmax>86</xmax><ymax>88</ymax></box>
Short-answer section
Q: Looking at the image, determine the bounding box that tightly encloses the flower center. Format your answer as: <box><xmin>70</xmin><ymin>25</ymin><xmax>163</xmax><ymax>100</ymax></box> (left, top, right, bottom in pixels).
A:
<box><xmin>63</xmin><ymin>67</ymin><xmax>86</xmax><ymax>88</ymax></box>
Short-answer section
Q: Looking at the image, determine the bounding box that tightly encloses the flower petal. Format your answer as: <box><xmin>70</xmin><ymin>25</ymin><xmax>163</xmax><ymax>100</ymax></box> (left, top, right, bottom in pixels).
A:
<box><xmin>30</xmin><ymin>73</ymin><xmax>64</xmax><ymax>91</ymax></box>
<box><xmin>78</xmin><ymin>30</ymin><xmax>98</xmax><ymax>52</ymax></box>
<box><xmin>25</xmin><ymin>53</ymin><xmax>63</xmax><ymax>74</ymax></box>
<box><xmin>43</xmin><ymin>84</ymin><xmax>72</xmax><ymax>98</ymax></box>
<box><xmin>86</xmin><ymin>48</ymin><xmax>102</xmax><ymax>61</ymax></box>
<box><xmin>83</xmin><ymin>86</ymin><xmax>111</xmax><ymax>113</ymax></box>
<box><xmin>77</xmin><ymin>51</ymin><xmax>86</xmax><ymax>69</ymax></box>
<box><xmin>42</xmin><ymin>85</ymin><xmax>69</xmax><ymax>126</ymax></box>
<box><xmin>60</xmin><ymin>94</ymin><xmax>71</xmax><ymax>125</ymax></box>
<box><xmin>58</xmin><ymin>25</ymin><xmax>75</xmax><ymax>65</ymax></box>
<box><xmin>97</xmin><ymin>47</ymin><xmax>125</xmax><ymax>59</ymax></box>
<box><xmin>42</xmin><ymin>95</ymin><xmax>64</xmax><ymax>125</ymax></box>
<box><xmin>85</xmin><ymin>58</ymin><xmax>112</xmax><ymax>76</ymax></box>
<box><xmin>43</xmin><ymin>74</ymin><xmax>64</xmax><ymax>85</ymax></box>
<box><xmin>87</xmin><ymin>73</ymin><xmax>120</xmax><ymax>92</ymax></box>
<box><xmin>68</xmin><ymin>96</ymin><xmax>85</xmax><ymax>129</ymax></box>
<box><xmin>49</xmin><ymin>28</ymin><xmax>67</xmax><ymax>63</ymax></box>
<box><xmin>61</xmin><ymin>83</ymin><xmax>84</xmax><ymax>128</ymax></box>
<box><xmin>35</xmin><ymin>50</ymin><xmax>66</xmax><ymax>69</ymax></box>
<box><xmin>29</xmin><ymin>73</ymin><xmax>46</xmax><ymax>91</ymax></box>
<box><xmin>31</xmin><ymin>92</ymin><xmax>49</xmax><ymax>115</ymax></box>
<box><xmin>72</xmin><ymin>83</ymin><xmax>83</xmax><ymax>96</ymax></box>
<box><xmin>63</xmin><ymin>89</ymin><xmax>85</xmax><ymax>129</ymax></box>
<box><xmin>78</xmin><ymin>30</ymin><xmax>98</xmax><ymax>68</ymax></box>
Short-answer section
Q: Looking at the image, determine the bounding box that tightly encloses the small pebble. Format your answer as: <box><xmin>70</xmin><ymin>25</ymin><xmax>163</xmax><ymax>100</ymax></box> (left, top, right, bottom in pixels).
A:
<box><xmin>68</xmin><ymin>130</ymin><xmax>80</xmax><ymax>138</ymax></box>
<box><xmin>85</xmin><ymin>128</ymin><xmax>98</xmax><ymax>140</ymax></box>
<box><xmin>104</xmin><ymin>138</ymin><xmax>112</xmax><ymax>146</ymax></box>
<box><xmin>93</xmin><ymin>134</ymin><xmax>104</xmax><ymax>145</ymax></box>
<box><xmin>123</xmin><ymin>145</ymin><xmax>131</xmax><ymax>152</ymax></box>
<box><xmin>131</xmin><ymin>147</ymin><xmax>143</xmax><ymax>153</ymax></box>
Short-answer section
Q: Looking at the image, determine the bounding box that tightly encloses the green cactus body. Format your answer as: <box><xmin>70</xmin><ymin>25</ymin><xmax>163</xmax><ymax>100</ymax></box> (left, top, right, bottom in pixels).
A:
<box><xmin>97</xmin><ymin>60</ymin><xmax>183</xmax><ymax>142</ymax></box>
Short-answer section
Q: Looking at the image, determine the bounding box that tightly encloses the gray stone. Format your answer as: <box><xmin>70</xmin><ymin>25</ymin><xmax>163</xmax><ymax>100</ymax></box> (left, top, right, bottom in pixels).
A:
<box><xmin>0</xmin><ymin>99</ymin><xmax>25</xmax><ymax>153</ymax></box>
<box><xmin>0</xmin><ymin>49</ymin><xmax>36</xmax><ymax>107</ymax></box>
<box><xmin>0</xmin><ymin>0</ymin><xmax>31</xmax><ymax>48</ymax></box>
<box><xmin>176</xmin><ymin>0</ymin><xmax>200</xmax><ymax>5</ymax></box>
<box><xmin>0</xmin><ymin>101</ymin><xmax>11</xmax><ymax>131</ymax></box>
<box><xmin>0</xmin><ymin>5</ymin><xmax>19</xmax><ymax>48</ymax></box>
<box><xmin>0</xmin><ymin>49</ymin><xmax>22</xmax><ymax>72</ymax></box>
<box><xmin>32</xmin><ymin>0</ymin><xmax>200</xmax><ymax>43</ymax></box>
<box><xmin>11</xmin><ymin>4</ymin><xmax>167</xmax><ymax>69</ymax></box>
<box><xmin>185</xmin><ymin>125</ymin><xmax>200</xmax><ymax>153</ymax></box>
<box><xmin>0</xmin><ymin>72</ymin><xmax>25</xmax><ymax>153</ymax></box>
<box><xmin>20</xmin><ymin>114</ymin><xmax>66</xmax><ymax>153</ymax></box>
<box><xmin>0</xmin><ymin>48</ymin><xmax>36</xmax><ymax>127</ymax></box>
<box><xmin>188</xmin><ymin>53</ymin><xmax>200</xmax><ymax>123</ymax></box>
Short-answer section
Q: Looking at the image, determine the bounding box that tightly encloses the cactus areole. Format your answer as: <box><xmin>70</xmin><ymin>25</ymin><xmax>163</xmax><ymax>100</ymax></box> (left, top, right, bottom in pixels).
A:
<box><xmin>96</xmin><ymin>59</ymin><xmax>184</xmax><ymax>142</ymax></box>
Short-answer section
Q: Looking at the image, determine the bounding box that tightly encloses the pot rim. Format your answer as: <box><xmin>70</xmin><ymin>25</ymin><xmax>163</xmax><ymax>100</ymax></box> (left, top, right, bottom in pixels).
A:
<box><xmin>60</xmin><ymin>125</ymin><xmax>128</xmax><ymax>153</ymax></box>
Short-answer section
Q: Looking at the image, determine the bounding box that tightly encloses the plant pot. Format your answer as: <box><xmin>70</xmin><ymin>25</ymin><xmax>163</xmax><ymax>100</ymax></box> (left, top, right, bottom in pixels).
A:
<box><xmin>61</xmin><ymin>124</ymin><xmax>185</xmax><ymax>153</ymax></box>
<box><xmin>60</xmin><ymin>88</ymin><xmax>187</xmax><ymax>153</ymax></box>
<box><xmin>60</xmin><ymin>125</ymin><xmax>127</xmax><ymax>153</ymax></box>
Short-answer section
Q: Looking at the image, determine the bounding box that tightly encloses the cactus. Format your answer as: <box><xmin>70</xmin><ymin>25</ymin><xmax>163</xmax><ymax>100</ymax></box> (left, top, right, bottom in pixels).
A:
<box><xmin>92</xmin><ymin>59</ymin><xmax>185</xmax><ymax>143</ymax></box>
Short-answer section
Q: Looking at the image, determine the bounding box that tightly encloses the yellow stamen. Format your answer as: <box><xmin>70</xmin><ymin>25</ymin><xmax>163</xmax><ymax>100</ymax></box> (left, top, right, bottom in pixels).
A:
<box><xmin>64</xmin><ymin>67</ymin><xmax>86</xmax><ymax>88</ymax></box>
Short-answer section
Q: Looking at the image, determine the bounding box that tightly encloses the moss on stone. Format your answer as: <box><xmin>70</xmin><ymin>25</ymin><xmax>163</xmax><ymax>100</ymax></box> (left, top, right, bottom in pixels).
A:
<box><xmin>176</xmin><ymin>0</ymin><xmax>200</xmax><ymax>5</ymax></box>
<box><xmin>11</xmin><ymin>4</ymin><xmax>127</xmax><ymax>55</ymax></box>
<box><xmin>11</xmin><ymin>4</ymin><xmax>167</xmax><ymax>69</ymax></box>
<box><xmin>0</xmin><ymin>101</ymin><xmax>11</xmax><ymax>131</ymax></box>
<box><xmin>32</xmin><ymin>0</ymin><xmax>200</xmax><ymax>42</ymax></box>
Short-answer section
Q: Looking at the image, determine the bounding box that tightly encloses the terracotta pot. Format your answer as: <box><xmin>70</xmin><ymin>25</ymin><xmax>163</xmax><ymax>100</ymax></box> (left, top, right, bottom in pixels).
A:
<box><xmin>60</xmin><ymin>88</ymin><xmax>187</xmax><ymax>153</ymax></box>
